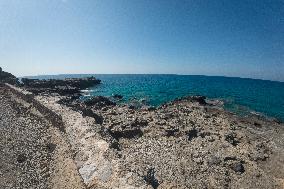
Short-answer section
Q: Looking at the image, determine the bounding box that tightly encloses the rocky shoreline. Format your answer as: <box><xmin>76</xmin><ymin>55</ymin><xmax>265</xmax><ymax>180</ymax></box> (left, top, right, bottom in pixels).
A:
<box><xmin>1</xmin><ymin>68</ymin><xmax>284</xmax><ymax>189</ymax></box>
<box><xmin>40</xmin><ymin>92</ymin><xmax>284</xmax><ymax>189</ymax></box>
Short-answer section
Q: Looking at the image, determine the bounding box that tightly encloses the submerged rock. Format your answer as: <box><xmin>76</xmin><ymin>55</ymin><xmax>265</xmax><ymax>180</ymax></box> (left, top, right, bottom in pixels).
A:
<box><xmin>113</xmin><ymin>94</ymin><xmax>123</xmax><ymax>100</ymax></box>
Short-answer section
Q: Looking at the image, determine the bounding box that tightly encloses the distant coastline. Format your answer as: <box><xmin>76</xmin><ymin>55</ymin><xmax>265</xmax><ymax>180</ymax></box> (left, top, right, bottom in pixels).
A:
<box><xmin>22</xmin><ymin>74</ymin><xmax>284</xmax><ymax>122</ymax></box>
<box><xmin>20</xmin><ymin>73</ymin><xmax>284</xmax><ymax>83</ymax></box>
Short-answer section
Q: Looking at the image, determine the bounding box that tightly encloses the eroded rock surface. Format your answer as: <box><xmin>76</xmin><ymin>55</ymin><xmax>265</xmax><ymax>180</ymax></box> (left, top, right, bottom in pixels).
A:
<box><xmin>35</xmin><ymin>92</ymin><xmax>284</xmax><ymax>189</ymax></box>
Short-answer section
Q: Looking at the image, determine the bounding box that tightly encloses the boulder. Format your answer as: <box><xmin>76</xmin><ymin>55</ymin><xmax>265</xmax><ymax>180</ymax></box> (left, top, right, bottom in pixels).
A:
<box><xmin>189</xmin><ymin>96</ymin><xmax>207</xmax><ymax>105</ymax></box>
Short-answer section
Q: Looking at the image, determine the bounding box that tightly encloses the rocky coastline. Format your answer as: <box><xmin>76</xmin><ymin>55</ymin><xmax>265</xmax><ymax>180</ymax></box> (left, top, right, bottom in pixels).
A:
<box><xmin>0</xmin><ymin>68</ymin><xmax>284</xmax><ymax>189</ymax></box>
<box><xmin>20</xmin><ymin>77</ymin><xmax>101</xmax><ymax>96</ymax></box>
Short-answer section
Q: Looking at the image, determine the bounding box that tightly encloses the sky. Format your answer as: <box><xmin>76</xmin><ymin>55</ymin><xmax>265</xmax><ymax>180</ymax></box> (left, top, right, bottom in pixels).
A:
<box><xmin>0</xmin><ymin>0</ymin><xmax>283</xmax><ymax>81</ymax></box>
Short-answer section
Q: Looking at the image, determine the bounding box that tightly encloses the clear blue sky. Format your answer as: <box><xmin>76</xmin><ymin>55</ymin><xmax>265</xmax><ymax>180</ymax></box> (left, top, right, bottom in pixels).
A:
<box><xmin>0</xmin><ymin>0</ymin><xmax>283</xmax><ymax>81</ymax></box>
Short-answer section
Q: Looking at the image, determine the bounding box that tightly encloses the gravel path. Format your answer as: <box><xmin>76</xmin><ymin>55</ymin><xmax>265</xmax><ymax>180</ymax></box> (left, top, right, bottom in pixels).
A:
<box><xmin>0</xmin><ymin>85</ymin><xmax>86</xmax><ymax>189</ymax></box>
<box><xmin>0</xmin><ymin>85</ymin><xmax>51</xmax><ymax>188</ymax></box>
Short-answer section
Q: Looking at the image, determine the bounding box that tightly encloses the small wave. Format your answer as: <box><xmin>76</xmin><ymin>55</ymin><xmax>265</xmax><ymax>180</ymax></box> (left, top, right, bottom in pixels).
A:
<box><xmin>80</xmin><ymin>89</ymin><xmax>94</xmax><ymax>93</ymax></box>
<box><xmin>250</xmin><ymin>111</ymin><xmax>262</xmax><ymax>116</ymax></box>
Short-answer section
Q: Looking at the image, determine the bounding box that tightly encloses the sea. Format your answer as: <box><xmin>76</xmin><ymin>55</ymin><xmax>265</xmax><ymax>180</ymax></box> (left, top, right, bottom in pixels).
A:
<box><xmin>26</xmin><ymin>74</ymin><xmax>284</xmax><ymax>122</ymax></box>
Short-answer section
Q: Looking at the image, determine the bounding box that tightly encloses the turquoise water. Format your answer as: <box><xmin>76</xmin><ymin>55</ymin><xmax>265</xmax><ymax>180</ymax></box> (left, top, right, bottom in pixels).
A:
<box><xmin>27</xmin><ymin>74</ymin><xmax>284</xmax><ymax>122</ymax></box>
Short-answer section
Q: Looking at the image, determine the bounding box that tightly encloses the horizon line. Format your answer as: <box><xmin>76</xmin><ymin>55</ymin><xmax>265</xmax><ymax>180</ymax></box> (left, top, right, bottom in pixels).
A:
<box><xmin>20</xmin><ymin>73</ymin><xmax>284</xmax><ymax>83</ymax></box>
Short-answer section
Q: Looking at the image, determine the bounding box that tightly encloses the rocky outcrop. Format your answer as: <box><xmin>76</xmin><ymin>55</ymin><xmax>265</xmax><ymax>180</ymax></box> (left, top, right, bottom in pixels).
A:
<box><xmin>84</xmin><ymin>96</ymin><xmax>116</xmax><ymax>108</ymax></box>
<box><xmin>0</xmin><ymin>67</ymin><xmax>19</xmax><ymax>85</ymax></box>
<box><xmin>173</xmin><ymin>95</ymin><xmax>207</xmax><ymax>105</ymax></box>
<box><xmin>113</xmin><ymin>94</ymin><xmax>123</xmax><ymax>100</ymax></box>
<box><xmin>21</xmin><ymin>77</ymin><xmax>101</xmax><ymax>96</ymax></box>
<box><xmin>45</xmin><ymin>93</ymin><xmax>284</xmax><ymax>189</ymax></box>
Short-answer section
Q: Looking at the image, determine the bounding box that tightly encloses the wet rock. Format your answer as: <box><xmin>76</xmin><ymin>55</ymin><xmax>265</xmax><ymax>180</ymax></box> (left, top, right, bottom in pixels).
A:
<box><xmin>147</xmin><ymin>106</ymin><xmax>156</xmax><ymax>111</ymax></box>
<box><xmin>113</xmin><ymin>94</ymin><xmax>123</xmax><ymax>99</ymax></box>
<box><xmin>85</xmin><ymin>96</ymin><xmax>116</xmax><ymax>108</ymax></box>
<box><xmin>191</xmin><ymin>96</ymin><xmax>207</xmax><ymax>105</ymax></box>
<box><xmin>181</xmin><ymin>96</ymin><xmax>207</xmax><ymax>105</ymax></box>
<box><xmin>128</xmin><ymin>105</ymin><xmax>135</xmax><ymax>109</ymax></box>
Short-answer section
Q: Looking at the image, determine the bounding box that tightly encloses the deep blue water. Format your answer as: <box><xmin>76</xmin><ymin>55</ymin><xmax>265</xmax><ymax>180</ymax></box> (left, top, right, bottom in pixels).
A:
<box><xmin>26</xmin><ymin>74</ymin><xmax>284</xmax><ymax>122</ymax></box>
